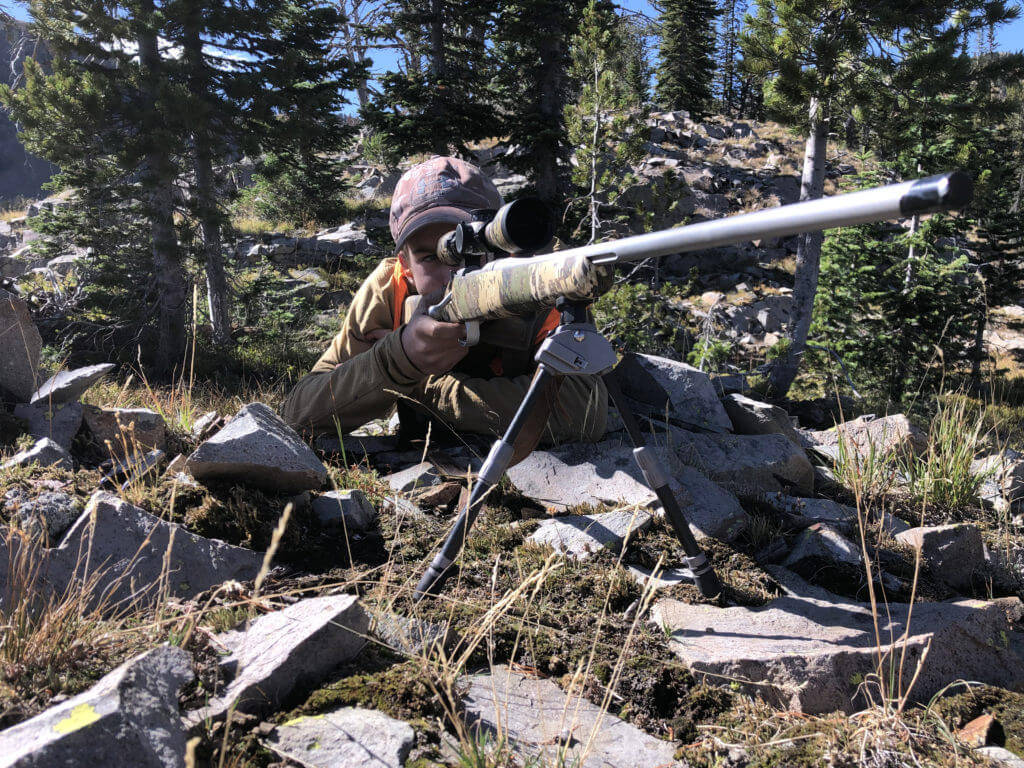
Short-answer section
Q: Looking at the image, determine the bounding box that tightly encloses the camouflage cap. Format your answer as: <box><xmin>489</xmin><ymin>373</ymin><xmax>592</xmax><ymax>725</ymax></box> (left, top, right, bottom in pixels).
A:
<box><xmin>389</xmin><ymin>156</ymin><xmax>504</xmax><ymax>252</ymax></box>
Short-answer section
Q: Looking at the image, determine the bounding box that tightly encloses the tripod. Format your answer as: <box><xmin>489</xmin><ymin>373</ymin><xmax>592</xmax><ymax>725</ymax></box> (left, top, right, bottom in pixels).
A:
<box><xmin>413</xmin><ymin>298</ymin><xmax>722</xmax><ymax>601</ymax></box>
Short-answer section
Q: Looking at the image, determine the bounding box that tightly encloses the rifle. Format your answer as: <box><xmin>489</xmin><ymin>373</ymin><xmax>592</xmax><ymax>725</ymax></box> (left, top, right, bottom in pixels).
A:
<box><xmin>412</xmin><ymin>172</ymin><xmax>972</xmax><ymax>601</ymax></box>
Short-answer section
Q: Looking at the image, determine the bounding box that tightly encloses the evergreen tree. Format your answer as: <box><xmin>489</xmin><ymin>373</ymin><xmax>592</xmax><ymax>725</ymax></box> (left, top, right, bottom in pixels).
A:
<box><xmin>564</xmin><ymin>0</ymin><xmax>646</xmax><ymax>243</ymax></box>
<box><xmin>653</xmin><ymin>0</ymin><xmax>720</xmax><ymax>120</ymax></box>
<box><xmin>716</xmin><ymin>0</ymin><xmax>746</xmax><ymax>117</ymax></box>
<box><xmin>2</xmin><ymin>0</ymin><xmax>359</xmax><ymax>370</ymax></box>
<box><xmin>491</xmin><ymin>0</ymin><xmax>589</xmax><ymax>208</ymax></box>
<box><xmin>362</xmin><ymin>0</ymin><xmax>497</xmax><ymax>157</ymax></box>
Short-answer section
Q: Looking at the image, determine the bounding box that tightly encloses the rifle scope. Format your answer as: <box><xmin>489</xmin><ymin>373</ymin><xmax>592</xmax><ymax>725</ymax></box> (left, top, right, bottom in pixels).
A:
<box><xmin>435</xmin><ymin>197</ymin><xmax>556</xmax><ymax>267</ymax></box>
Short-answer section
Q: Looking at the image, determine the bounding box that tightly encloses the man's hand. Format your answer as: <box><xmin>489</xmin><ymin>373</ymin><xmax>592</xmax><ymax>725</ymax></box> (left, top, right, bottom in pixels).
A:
<box><xmin>401</xmin><ymin>313</ymin><xmax>470</xmax><ymax>375</ymax></box>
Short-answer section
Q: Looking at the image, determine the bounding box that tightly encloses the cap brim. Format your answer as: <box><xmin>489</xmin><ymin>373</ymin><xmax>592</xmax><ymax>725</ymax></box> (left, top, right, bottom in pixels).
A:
<box><xmin>394</xmin><ymin>207</ymin><xmax>475</xmax><ymax>252</ymax></box>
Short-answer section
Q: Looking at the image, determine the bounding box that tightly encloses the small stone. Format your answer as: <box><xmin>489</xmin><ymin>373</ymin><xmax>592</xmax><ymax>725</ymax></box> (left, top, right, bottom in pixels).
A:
<box><xmin>371</xmin><ymin>612</ymin><xmax>457</xmax><ymax>656</ymax></box>
<box><xmin>386</xmin><ymin>461</ymin><xmax>443</xmax><ymax>493</ymax></box>
<box><xmin>187</xmin><ymin>403</ymin><xmax>327</xmax><ymax>493</ymax></box>
<box><xmin>761</xmin><ymin>492</ymin><xmax>858</xmax><ymax>527</ymax></box>
<box><xmin>29</xmin><ymin>363</ymin><xmax>115</xmax><ymax>406</ymax></box>
<box><xmin>191</xmin><ymin>410</ymin><xmax>222</xmax><ymax>440</ymax></box>
<box><xmin>13</xmin><ymin>401</ymin><xmax>83</xmax><ymax>451</ymax></box>
<box><xmin>311</xmin><ymin>489</ymin><xmax>378</xmax><ymax>531</ymax></box>
<box><xmin>975</xmin><ymin>746</ymin><xmax>1024</xmax><ymax>767</ymax></box>
<box><xmin>723</xmin><ymin>393</ymin><xmax>802</xmax><ymax>446</ymax></box>
<box><xmin>784</xmin><ymin>523</ymin><xmax>863</xmax><ymax>569</ymax></box>
<box><xmin>1</xmin><ymin>438</ymin><xmax>73</xmax><ymax>471</ymax></box>
<box><xmin>83</xmin><ymin>405</ymin><xmax>166</xmax><ymax>458</ymax></box>
<box><xmin>895</xmin><ymin>524</ymin><xmax>984</xmax><ymax>589</ymax></box>
<box><xmin>955</xmin><ymin>713</ymin><xmax>1003</xmax><ymax>748</ymax></box>
<box><xmin>265</xmin><ymin>707</ymin><xmax>414</xmax><ymax>768</ymax></box>
<box><xmin>528</xmin><ymin>508</ymin><xmax>652</xmax><ymax>559</ymax></box>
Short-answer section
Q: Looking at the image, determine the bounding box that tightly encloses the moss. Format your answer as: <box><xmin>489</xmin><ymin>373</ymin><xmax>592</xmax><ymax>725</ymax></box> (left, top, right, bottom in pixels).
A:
<box><xmin>935</xmin><ymin>685</ymin><xmax>1024</xmax><ymax>755</ymax></box>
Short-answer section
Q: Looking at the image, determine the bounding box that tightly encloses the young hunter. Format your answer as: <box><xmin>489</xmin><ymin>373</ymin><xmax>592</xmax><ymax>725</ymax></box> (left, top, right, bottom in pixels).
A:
<box><xmin>280</xmin><ymin>156</ymin><xmax>608</xmax><ymax>447</ymax></box>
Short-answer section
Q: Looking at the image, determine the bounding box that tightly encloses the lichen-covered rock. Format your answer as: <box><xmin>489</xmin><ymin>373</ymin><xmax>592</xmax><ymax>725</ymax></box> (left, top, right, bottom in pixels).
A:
<box><xmin>0</xmin><ymin>645</ymin><xmax>192</xmax><ymax>768</ymax></box>
<box><xmin>1</xmin><ymin>438</ymin><xmax>73</xmax><ymax>472</ymax></box>
<box><xmin>266</xmin><ymin>708</ymin><xmax>414</xmax><ymax>768</ymax></box>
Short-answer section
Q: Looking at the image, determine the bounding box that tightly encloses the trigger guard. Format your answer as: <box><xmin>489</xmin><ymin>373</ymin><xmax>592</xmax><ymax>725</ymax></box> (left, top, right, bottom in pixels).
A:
<box><xmin>459</xmin><ymin>321</ymin><xmax>481</xmax><ymax>347</ymax></box>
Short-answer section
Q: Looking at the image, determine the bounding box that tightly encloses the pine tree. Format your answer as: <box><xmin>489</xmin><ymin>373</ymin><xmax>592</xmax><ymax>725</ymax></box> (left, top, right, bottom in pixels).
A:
<box><xmin>564</xmin><ymin>0</ymin><xmax>646</xmax><ymax>243</ymax></box>
<box><xmin>2</xmin><ymin>0</ymin><xmax>360</xmax><ymax>371</ymax></box>
<box><xmin>491</xmin><ymin>0</ymin><xmax>590</xmax><ymax>207</ymax></box>
<box><xmin>653</xmin><ymin>0</ymin><xmax>720</xmax><ymax>121</ymax></box>
<box><xmin>363</xmin><ymin>0</ymin><xmax>497</xmax><ymax>158</ymax></box>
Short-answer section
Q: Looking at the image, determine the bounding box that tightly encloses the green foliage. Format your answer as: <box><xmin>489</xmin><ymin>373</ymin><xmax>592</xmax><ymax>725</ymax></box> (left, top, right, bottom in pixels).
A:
<box><xmin>362</xmin><ymin>0</ymin><xmax>497</xmax><ymax>158</ymax></box>
<box><xmin>811</xmin><ymin>171</ymin><xmax>976</xmax><ymax>405</ymax></box>
<box><xmin>564</xmin><ymin>0</ymin><xmax>647</xmax><ymax>243</ymax></box>
<box><xmin>592</xmin><ymin>281</ymin><xmax>691</xmax><ymax>357</ymax></box>
<box><xmin>654</xmin><ymin>0</ymin><xmax>720</xmax><ymax>120</ymax></box>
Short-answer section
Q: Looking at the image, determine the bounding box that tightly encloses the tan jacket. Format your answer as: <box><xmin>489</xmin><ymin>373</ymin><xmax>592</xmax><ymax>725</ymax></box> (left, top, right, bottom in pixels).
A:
<box><xmin>280</xmin><ymin>258</ymin><xmax>608</xmax><ymax>443</ymax></box>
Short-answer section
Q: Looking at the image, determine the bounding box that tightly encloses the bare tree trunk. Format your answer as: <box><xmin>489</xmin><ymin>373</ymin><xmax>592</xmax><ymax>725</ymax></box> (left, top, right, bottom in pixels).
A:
<box><xmin>339</xmin><ymin>0</ymin><xmax>372</xmax><ymax>109</ymax></box>
<box><xmin>138</xmin><ymin>0</ymin><xmax>186</xmax><ymax>375</ymax></box>
<box><xmin>534</xmin><ymin>34</ymin><xmax>564</xmax><ymax>205</ymax></box>
<box><xmin>427</xmin><ymin>0</ymin><xmax>447</xmax><ymax>155</ymax></box>
<box><xmin>767</xmin><ymin>96</ymin><xmax>827</xmax><ymax>398</ymax></box>
<box><xmin>183</xmin><ymin>10</ymin><xmax>231</xmax><ymax>347</ymax></box>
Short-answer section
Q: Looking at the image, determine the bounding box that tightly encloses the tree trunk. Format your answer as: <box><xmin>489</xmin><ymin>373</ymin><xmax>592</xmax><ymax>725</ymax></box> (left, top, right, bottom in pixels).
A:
<box><xmin>183</xmin><ymin>11</ymin><xmax>232</xmax><ymax>347</ymax></box>
<box><xmin>767</xmin><ymin>96</ymin><xmax>827</xmax><ymax>397</ymax></box>
<box><xmin>428</xmin><ymin>0</ymin><xmax>447</xmax><ymax>155</ymax></box>
<box><xmin>138</xmin><ymin>0</ymin><xmax>186</xmax><ymax>375</ymax></box>
<box><xmin>534</xmin><ymin>33</ymin><xmax>564</xmax><ymax>205</ymax></box>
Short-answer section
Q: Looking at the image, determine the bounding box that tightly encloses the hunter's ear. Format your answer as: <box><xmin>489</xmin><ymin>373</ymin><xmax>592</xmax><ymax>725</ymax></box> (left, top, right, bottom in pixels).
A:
<box><xmin>397</xmin><ymin>249</ymin><xmax>410</xmax><ymax>270</ymax></box>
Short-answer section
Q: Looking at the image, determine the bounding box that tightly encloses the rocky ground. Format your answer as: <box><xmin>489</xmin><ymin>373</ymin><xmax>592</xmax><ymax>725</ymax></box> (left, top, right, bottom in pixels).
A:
<box><xmin>2</xmin><ymin>112</ymin><xmax>1024</xmax><ymax>767</ymax></box>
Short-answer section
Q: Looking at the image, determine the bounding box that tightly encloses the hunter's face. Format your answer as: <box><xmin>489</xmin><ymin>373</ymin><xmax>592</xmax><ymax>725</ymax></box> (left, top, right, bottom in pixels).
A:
<box><xmin>399</xmin><ymin>221</ymin><xmax>459</xmax><ymax>297</ymax></box>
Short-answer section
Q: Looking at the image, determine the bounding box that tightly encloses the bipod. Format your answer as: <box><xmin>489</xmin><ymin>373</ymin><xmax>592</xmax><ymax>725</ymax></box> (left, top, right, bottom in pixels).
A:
<box><xmin>413</xmin><ymin>299</ymin><xmax>722</xmax><ymax>601</ymax></box>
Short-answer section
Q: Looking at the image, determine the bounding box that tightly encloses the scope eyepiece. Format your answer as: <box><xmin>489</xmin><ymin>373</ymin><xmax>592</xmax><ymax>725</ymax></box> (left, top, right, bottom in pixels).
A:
<box><xmin>434</xmin><ymin>197</ymin><xmax>555</xmax><ymax>267</ymax></box>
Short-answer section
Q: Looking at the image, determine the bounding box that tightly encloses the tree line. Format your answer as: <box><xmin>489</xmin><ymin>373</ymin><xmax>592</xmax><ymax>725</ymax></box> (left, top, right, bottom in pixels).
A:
<box><xmin>1</xmin><ymin>0</ymin><xmax>1022</xmax><ymax>405</ymax></box>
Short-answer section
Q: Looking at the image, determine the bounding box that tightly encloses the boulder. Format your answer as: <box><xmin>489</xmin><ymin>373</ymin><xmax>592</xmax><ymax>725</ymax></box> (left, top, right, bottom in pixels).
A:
<box><xmin>265</xmin><ymin>708</ymin><xmax>415</xmax><ymax>768</ymax></box>
<box><xmin>806</xmin><ymin>414</ymin><xmax>927</xmax><ymax>465</ymax></box>
<box><xmin>722</xmin><ymin>393</ymin><xmax>802</xmax><ymax>446</ymax></box>
<box><xmin>187</xmin><ymin>595</ymin><xmax>368</xmax><ymax>722</ymax></box>
<box><xmin>610</xmin><ymin>353</ymin><xmax>732</xmax><ymax>433</ymax></box>
<box><xmin>528</xmin><ymin>508</ymin><xmax>652</xmax><ymax>559</ymax></box>
<box><xmin>0</xmin><ymin>646</ymin><xmax>192</xmax><ymax>768</ymax></box>
<box><xmin>311</xmin><ymin>490</ymin><xmax>378</xmax><ymax>532</ymax></box>
<box><xmin>30</xmin><ymin>363</ymin><xmax>115</xmax><ymax>406</ymax></box>
<box><xmin>44</xmin><ymin>492</ymin><xmax>264</xmax><ymax>608</ymax></box>
<box><xmin>13</xmin><ymin>401</ymin><xmax>83</xmax><ymax>451</ymax></box>
<box><xmin>461</xmin><ymin>665</ymin><xmax>681</xmax><ymax>768</ymax></box>
<box><xmin>83</xmin><ymin>406</ymin><xmax>166</xmax><ymax>458</ymax></box>
<box><xmin>0</xmin><ymin>288</ymin><xmax>41</xmax><ymax>401</ymax></box>
<box><xmin>507</xmin><ymin>439</ymin><xmax>748</xmax><ymax>542</ymax></box>
<box><xmin>895</xmin><ymin>524</ymin><xmax>985</xmax><ymax>589</ymax></box>
<box><xmin>186</xmin><ymin>403</ymin><xmax>327</xmax><ymax>493</ymax></box>
<box><xmin>3</xmin><ymin>488</ymin><xmax>81</xmax><ymax>542</ymax></box>
<box><xmin>651</xmin><ymin>594</ymin><xmax>1024</xmax><ymax>714</ymax></box>
<box><xmin>1</xmin><ymin>438</ymin><xmax>73</xmax><ymax>471</ymax></box>
<box><xmin>679</xmin><ymin>432</ymin><xmax>815</xmax><ymax>498</ymax></box>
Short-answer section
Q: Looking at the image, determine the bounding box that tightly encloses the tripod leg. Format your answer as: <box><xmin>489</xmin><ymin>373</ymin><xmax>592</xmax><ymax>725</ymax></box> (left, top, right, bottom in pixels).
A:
<box><xmin>414</xmin><ymin>365</ymin><xmax>556</xmax><ymax>601</ymax></box>
<box><xmin>602</xmin><ymin>373</ymin><xmax>722</xmax><ymax>598</ymax></box>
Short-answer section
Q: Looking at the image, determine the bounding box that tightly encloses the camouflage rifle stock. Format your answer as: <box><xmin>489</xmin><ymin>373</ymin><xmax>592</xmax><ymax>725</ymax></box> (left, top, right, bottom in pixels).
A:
<box><xmin>427</xmin><ymin>172</ymin><xmax>972</xmax><ymax>332</ymax></box>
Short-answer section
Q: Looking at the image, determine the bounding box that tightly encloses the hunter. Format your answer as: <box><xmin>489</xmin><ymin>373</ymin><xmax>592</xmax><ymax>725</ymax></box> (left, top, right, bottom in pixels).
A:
<box><xmin>280</xmin><ymin>155</ymin><xmax>607</xmax><ymax>447</ymax></box>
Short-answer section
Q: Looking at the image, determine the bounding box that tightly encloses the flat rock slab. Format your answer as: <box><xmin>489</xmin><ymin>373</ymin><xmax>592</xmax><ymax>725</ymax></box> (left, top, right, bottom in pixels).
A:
<box><xmin>187</xmin><ymin>403</ymin><xmax>327</xmax><ymax>493</ymax></box>
<box><xmin>895</xmin><ymin>524</ymin><xmax>984</xmax><ymax>589</ymax></box>
<box><xmin>1</xmin><ymin>438</ymin><xmax>73</xmax><ymax>472</ymax></box>
<box><xmin>461</xmin><ymin>665</ymin><xmax>681</xmax><ymax>768</ymax></box>
<box><xmin>0</xmin><ymin>645</ymin><xmax>192</xmax><ymax>768</ymax></box>
<box><xmin>507</xmin><ymin>438</ymin><xmax>748</xmax><ymax>542</ymax></box>
<box><xmin>611</xmin><ymin>352</ymin><xmax>732</xmax><ymax>433</ymax></box>
<box><xmin>265</xmin><ymin>708</ymin><xmax>414</xmax><ymax>768</ymax></box>
<box><xmin>761</xmin><ymin>492</ymin><xmax>858</xmax><ymax>527</ymax></box>
<box><xmin>30</xmin><ymin>363</ymin><xmax>115</xmax><ymax>406</ymax></box>
<box><xmin>783</xmin><ymin>523</ymin><xmax>862</xmax><ymax>569</ymax></box>
<box><xmin>0</xmin><ymin>288</ymin><xmax>41</xmax><ymax>402</ymax></box>
<box><xmin>24</xmin><ymin>492</ymin><xmax>263</xmax><ymax>610</ymax></box>
<box><xmin>651</xmin><ymin>594</ymin><xmax>1024</xmax><ymax>714</ymax></box>
<box><xmin>386</xmin><ymin>461</ymin><xmax>443</xmax><ymax>493</ymax></box>
<box><xmin>83</xmin><ymin>406</ymin><xmax>166</xmax><ymax>458</ymax></box>
<box><xmin>13</xmin><ymin>402</ymin><xmax>83</xmax><ymax>451</ymax></box>
<box><xmin>189</xmin><ymin>595</ymin><xmax>368</xmax><ymax>722</ymax></box>
<box><xmin>371</xmin><ymin>611</ymin><xmax>458</xmax><ymax>656</ymax></box>
<box><xmin>529</xmin><ymin>508</ymin><xmax>652</xmax><ymax>559</ymax></box>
